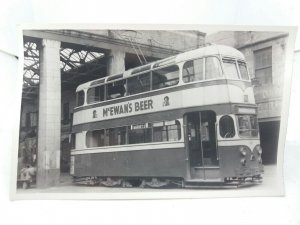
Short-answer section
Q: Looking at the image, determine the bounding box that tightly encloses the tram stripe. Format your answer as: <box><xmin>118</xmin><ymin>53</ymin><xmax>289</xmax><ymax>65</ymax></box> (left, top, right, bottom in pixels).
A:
<box><xmin>71</xmin><ymin>142</ymin><xmax>185</xmax><ymax>155</ymax></box>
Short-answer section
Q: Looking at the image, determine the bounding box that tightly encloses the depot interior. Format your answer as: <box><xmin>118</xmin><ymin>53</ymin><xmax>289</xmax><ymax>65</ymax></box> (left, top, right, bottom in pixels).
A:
<box><xmin>19</xmin><ymin>30</ymin><xmax>287</xmax><ymax>188</ymax></box>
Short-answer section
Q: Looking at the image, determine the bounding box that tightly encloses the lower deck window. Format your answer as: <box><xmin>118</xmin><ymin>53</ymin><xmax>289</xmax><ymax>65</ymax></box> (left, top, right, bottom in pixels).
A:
<box><xmin>107</xmin><ymin>127</ymin><xmax>127</xmax><ymax>145</ymax></box>
<box><xmin>129</xmin><ymin>125</ymin><xmax>152</xmax><ymax>144</ymax></box>
<box><xmin>153</xmin><ymin>121</ymin><xmax>181</xmax><ymax>142</ymax></box>
<box><xmin>85</xmin><ymin>120</ymin><xmax>181</xmax><ymax>148</ymax></box>
<box><xmin>86</xmin><ymin>130</ymin><xmax>105</xmax><ymax>148</ymax></box>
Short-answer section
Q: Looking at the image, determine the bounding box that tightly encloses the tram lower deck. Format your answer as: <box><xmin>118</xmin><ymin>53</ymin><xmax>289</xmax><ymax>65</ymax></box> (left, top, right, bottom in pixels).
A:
<box><xmin>71</xmin><ymin>105</ymin><xmax>264</xmax><ymax>188</ymax></box>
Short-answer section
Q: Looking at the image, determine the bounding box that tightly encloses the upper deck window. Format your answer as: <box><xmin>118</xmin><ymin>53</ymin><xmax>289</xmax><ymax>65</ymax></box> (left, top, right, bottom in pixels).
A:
<box><xmin>205</xmin><ymin>57</ymin><xmax>222</xmax><ymax>80</ymax></box>
<box><xmin>222</xmin><ymin>58</ymin><xmax>239</xmax><ymax>79</ymax></box>
<box><xmin>76</xmin><ymin>90</ymin><xmax>85</xmax><ymax>107</ymax></box>
<box><xmin>107</xmin><ymin>80</ymin><xmax>126</xmax><ymax>100</ymax></box>
<box><xmin>127</xmin><ymin>72</ymin><xmax>151</xmax><ymax>95</ymax></box>
<box><xmin>238</xmin><ymin>61</ymin><xmax>249</xmax><ymax>80</ymax></box>
<box><xmin>152</xmin><ymin>65</ymin><xmax>179</xmax><ymax>90</ymax></box>
<box><xmin>183</xmin><ymin>58</ymin><xmax>204</xmax><ymax>83</ymax></box>
<box><xmin>87</xmin><ymin>85</ymin><xmax>105</xmax><ymax>104</ymax></box>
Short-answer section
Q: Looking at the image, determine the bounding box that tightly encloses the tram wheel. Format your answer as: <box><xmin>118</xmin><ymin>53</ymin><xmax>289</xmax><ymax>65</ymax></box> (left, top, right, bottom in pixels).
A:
<box><xmin>144</xmin><ymin>178</ymin><xmax>170</xmax><ymax>188</ymax></box>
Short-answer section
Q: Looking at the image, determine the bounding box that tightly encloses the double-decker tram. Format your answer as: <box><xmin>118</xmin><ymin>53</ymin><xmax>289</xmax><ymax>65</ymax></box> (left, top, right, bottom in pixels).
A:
<box><xmin>70</xmin><ymin>44</ymin><xmax>264</xmax><ymax>188</ymax></box>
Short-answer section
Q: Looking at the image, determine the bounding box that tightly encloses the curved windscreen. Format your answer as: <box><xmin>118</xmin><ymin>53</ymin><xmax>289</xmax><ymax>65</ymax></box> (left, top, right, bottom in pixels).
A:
<box><xmin>222</xmin><ymin>58</ymin><xmax>249</xmax><ymax>81</ymax></box>
<box><xmin>237</xmin><ymin>115</ymin><xmax>259</xmax><ymax>137</ymax></box>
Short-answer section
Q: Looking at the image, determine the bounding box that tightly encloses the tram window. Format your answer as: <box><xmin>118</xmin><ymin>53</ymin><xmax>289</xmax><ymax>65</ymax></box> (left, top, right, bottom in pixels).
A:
<box><xmin>128</xmin><ymin>125</ymin><xmax>152</xmax><ymax>144</ymax></box>
<box><xmin>183</xmin><ymin>59</ymin><xmax>204</xmax><ymax>83</ymax></box>
<box><xmin>76</xmin><ymin>91</ymin><xmax>85</xmax><ymax>107</ymax></box>
<box><xmin>222</xmin><ymin>58</ymin><xmax>239</xmax><ymax>79</ymax></box>
<box><xmin>153</xmin><ymin>120</ymin><xmax>181</xmax><ymax>142</ymax></box>
<box><xmin>205</xmin><ymin>57</ymin><xmax>222</xmax><ymax>80</ymax></box>
<box><xmin>166</xmin><ymin>121</ymin><xmax>182</xmax><ymax>141</ymax></box>
<box><xmin>127</xmin><ymin>72</ymin><xmax>150</xmax><ymax>95</ymax></box>
<box><xmin>106</xmin><ymin>127</ymin><xmax>126</xmax><ymax>146</ymax></box>
<box><xmin>219</xmin><ymin>115</ymin><xmax>235</xmax><ymax>138</ymax></box>
<box><xmin>87</xmin><ymin>85</ymin><xmax>105</xmax><ymax>104</ymax></box>
<box><xmin>238</xmin><ymin>61</ymin><xmax>249</xmax><ymax>80</ymax></box>
<box><xmin>107</xmin><ymin>127</ymin><xmax>127</xmax><ymax>146</ymax></box>
<box><xmin>152</xmin><ymin>65</ymin><xmax>179</xmax><ymax>90</ymax></box>
<box><xmin>237</xmin><ymin>115</ymin><xmax>258</xmax><ymax>137</ymax></box>
<box><xmin>107</xmin><ymin>80</ymin><xmax>126</xmax><ymax>100</ymax></box>
<box><xmin>86</xmin><ymin>130</ymin><xmax>105</xmax><ymax>148</ymax></box>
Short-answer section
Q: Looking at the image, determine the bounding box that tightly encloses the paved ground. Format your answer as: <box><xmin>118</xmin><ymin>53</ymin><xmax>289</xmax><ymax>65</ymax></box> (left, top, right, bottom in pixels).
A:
<box><xmin>15</xmin><ymin>164</ymin><xmax>282</xmax><ymax>199</ymax></box>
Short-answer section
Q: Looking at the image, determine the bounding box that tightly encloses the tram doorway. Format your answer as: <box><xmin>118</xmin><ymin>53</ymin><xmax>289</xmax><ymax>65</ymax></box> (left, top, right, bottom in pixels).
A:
<box><xmin>185</xmin><ymin>111</ymin><xmax>219</xmax><ymax>180</ymax></box>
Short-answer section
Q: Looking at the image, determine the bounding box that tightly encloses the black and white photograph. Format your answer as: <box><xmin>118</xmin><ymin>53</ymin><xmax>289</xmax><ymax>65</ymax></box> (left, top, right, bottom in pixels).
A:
<box><xmin>1</xmin><ymin>1</ymin><xmax>300</xmax><ymax>225</ymax></box>
<box><xmin>12</xmin><ymin>26</ymin><xmax>296</xmax><ymax>199</ymax></box>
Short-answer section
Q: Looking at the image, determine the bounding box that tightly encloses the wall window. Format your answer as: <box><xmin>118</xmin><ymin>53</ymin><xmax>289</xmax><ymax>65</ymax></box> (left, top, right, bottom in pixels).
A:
<box><xmin>76</xmin><ymin>90</ymin><xmax>85</xmax><ymax>107</ymax></box>
<box><xmin>87</xmin><ymin>85</ymin><xmax>105</xmax><ymax>104</ymax></box>
<box><xmin>127</xmin><ymin>73</ymin><xmax>151</xmax><ymax>95</ymax></box>
<box><xmin>152</xmin><ymin>65</ymin><xmax>179</xmax><ymax>90</ymax></box>
<box><xmin>25</xmin><ymin>112</ymin><xmax>37</xmax><ymax>128</ymax></box>
<box><xmin>183</xmin><ymin>58</ymin><xmax>204</xmax><ymax>83</ymax></box>
<box><xmin>205</xmin><ymin>57</ymin><xmax>222</xmax><ymax>80</ymax></box>
<box><xmin>222</xmin><ymin>58</ymin><xmax>239</xmax><ymax>79</ymax></box>
<box><xmin>254</xmin><ymin>47</ymin><xmax>272</xmax><ymax>85</ymax></box>
<box><xmin>219</xmin><ymin>115</ymin><xmax>235</xmax><ymax>138</ymax></box>
<box><xmin>106</xmin><ymin>80</ymin><xmax>126</xmax><ymax>100</ymax></box>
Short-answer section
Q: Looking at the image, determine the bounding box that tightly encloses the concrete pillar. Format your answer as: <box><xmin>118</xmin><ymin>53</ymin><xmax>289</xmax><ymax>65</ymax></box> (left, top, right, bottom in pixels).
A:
<box><xmin>37</xmin><ymin>39</ymin><xmax>61</xmax><ymax>188</ymax></box>
<box><xmin>107</xmin><ymin>49</ymin><xmax>126</xmax><ymax>75</ymax></box>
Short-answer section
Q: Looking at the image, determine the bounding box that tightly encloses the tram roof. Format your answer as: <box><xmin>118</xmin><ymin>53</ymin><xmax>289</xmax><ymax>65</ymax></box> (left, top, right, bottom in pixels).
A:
<box><xmin>76</xmin><ymin>44</ymin><xmax>245</xmax><ymax>91</ymax></box>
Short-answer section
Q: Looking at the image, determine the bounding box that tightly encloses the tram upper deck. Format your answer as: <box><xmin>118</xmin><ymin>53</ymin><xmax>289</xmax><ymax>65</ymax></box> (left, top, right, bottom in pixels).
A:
<box><xmin>73</xmin><ymin>45</ymin><xmax>255</xmax><ymax>126</ymax></box>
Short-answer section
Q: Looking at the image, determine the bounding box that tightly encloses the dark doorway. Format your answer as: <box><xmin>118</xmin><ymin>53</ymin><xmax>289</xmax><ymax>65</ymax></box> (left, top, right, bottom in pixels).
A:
<box><xmin>259</xmin><ymin>120</ymin><xmax>280</xmax><ymax>164</ymax></box>
<box><xmin>60</xmin><ymin>138</ymin><xmax>71</xmax><ymax>173</ymax></box>
<box><xmin>185</xmin><ymin>111</ymin><xmax>218</xmax><ymax>179</ymax></box>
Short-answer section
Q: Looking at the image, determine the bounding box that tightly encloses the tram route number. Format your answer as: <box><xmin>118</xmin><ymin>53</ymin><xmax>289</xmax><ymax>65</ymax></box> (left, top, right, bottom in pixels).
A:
<box><xmin>101</xmin><ymin>99</ymin><xmax>153</xmax><ymax>118</ymax></box>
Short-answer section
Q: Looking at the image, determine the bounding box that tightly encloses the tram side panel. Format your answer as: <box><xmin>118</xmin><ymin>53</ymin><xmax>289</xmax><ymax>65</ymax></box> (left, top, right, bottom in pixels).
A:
<box><xmin>72</xmin><ymin>148</ymin><xmax>187</xmax><ymax>178</ymax></box>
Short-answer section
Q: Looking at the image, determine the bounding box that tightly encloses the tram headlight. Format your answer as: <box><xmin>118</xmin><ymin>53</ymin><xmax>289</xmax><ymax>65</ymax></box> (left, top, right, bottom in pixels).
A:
<box><xmin>239</xmin><ymin>146</ymin><xmax>247</xmax><ymax>156</ymax></box>
<box><xmin>255</xmin><ymin>145</ymin><xmax>262</xmax><ymax>155</ymax></box>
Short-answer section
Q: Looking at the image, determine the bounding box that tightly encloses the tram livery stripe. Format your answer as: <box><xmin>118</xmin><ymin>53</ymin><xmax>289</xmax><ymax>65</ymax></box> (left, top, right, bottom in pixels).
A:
<box><xmin>71</xmin><ymin>142</ymin><xmax>185</xmax><ymax>155</ymax></box>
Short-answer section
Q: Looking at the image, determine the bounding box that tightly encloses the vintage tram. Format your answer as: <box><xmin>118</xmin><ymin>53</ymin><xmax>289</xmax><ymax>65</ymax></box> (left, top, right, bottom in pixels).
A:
<box><xmin>70</xmin><ymin>44</ymin><xmax>264</xmax><ymax>188</ymax></box>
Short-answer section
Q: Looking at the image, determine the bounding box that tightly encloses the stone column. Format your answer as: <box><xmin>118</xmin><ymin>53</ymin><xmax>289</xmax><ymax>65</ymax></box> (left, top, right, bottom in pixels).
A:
<box><xmin>37</xmin><ymin>39</ymin><xmax>61</xmax><ymax>188</ymax></box>
<box><xmin>106</xmin><ymin>49</ymin><xmax>126</xmax><ymax>75</ymax></box>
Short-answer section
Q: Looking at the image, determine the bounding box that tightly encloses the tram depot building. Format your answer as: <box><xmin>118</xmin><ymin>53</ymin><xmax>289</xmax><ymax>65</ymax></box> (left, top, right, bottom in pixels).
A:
<box><xmin>19</xmin><ymin>30</ymin><xmax>288</xmax><ymax>188</ymax></box>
